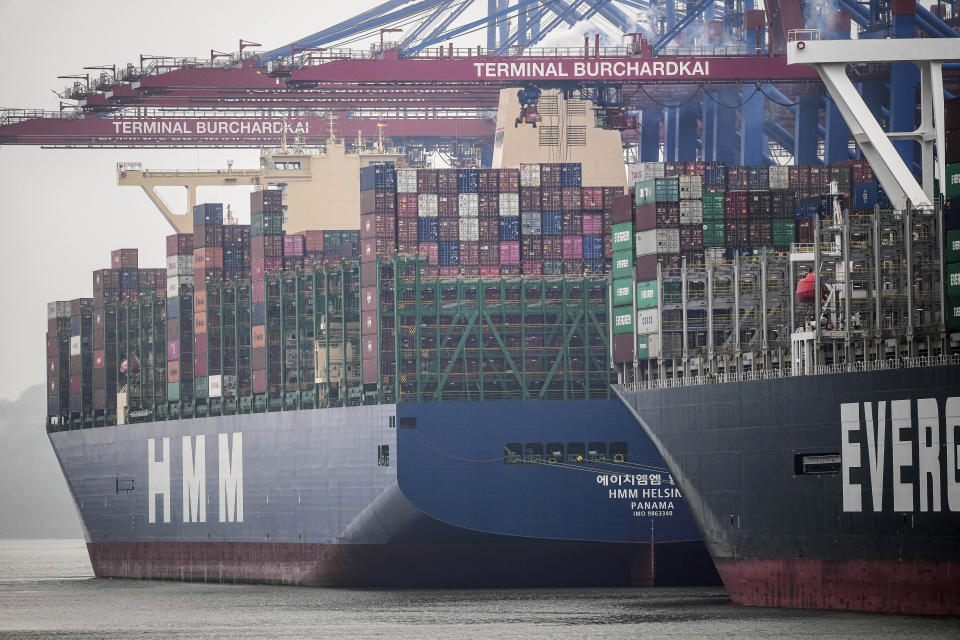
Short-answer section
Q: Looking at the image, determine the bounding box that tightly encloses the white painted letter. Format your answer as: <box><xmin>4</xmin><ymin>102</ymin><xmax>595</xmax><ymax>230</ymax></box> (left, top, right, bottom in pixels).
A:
<box><xmin>891</xmin><ymin>399</ymin><xmax>914</xmax><ymax>512</ymax></box>
<box><xmin>182</xmin><ymin>435</ymin><xmax>206</xmax><ymax>523</ymax></box>
<box><xmin>148</xmin><ymin>438</ymin><xmax>170</xmax><ymax>523</ymax></box>
<box><xmin>219</xmin><ymin>432</ymin><xmax>243</xmax><ymax>522</ymax></box>
<box><xmin>946</xmin><ymin>397</ymin><xmax>960</xmax><ymax>511</ymax></box>
<box><xmin>864</xmin><ymin>400</ymin><xmax>886</xmax><ymax>511</ymax></box>
<box><xmin>917</xmin><ymin>399</ymin><xmax>941</xmax><ymax>512</ymax></box>
<box><xmin>841</xmin><ymin>402</ymin><xmax>862</xmax><ymax>512</ymax></box>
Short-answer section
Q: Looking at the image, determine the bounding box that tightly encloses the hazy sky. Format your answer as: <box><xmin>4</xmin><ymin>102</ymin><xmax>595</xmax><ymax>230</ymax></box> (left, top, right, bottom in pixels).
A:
<box><xmin>0</xmin><ymin>1</ymin><xmax>494</xmax><ymax>400</ymax></box>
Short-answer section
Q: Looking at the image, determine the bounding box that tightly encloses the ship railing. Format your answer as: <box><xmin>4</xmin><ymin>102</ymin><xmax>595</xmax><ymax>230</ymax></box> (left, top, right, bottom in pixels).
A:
<box><xmin>623</xmin><ymin>354</ymin><xmax>960</xmax><ymax>391</ymax></box>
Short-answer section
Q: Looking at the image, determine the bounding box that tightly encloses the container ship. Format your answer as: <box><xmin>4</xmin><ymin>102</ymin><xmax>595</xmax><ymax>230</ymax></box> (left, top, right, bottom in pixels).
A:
<box><xmin>46</xmin><ymin>161</ymin><xmax>721</xmax><ymax>587</ymax></box>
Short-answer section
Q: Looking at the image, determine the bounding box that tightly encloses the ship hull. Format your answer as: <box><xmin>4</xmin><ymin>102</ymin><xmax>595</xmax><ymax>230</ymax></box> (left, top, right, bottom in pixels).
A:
<box><xmin>615</xmin><ymin>364</ymin><xmax>960</xmax><ymax>615</ymax></box>
<box><xmin>50</xmin><ymin>399</ymin><xmax>719</xmax><ymax>587</ymax></box>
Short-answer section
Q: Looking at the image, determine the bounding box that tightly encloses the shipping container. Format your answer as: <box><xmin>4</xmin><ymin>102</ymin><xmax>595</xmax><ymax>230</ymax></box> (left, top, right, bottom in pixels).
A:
<box><xmin>417</xmin><ymin>193</ymin><xmax>439</xmax><ymax>217</ymax></box>
<box><xmin>611</xmin><ymin>251</ymin><xmax>634</xmax><ymax>279</ymax></box>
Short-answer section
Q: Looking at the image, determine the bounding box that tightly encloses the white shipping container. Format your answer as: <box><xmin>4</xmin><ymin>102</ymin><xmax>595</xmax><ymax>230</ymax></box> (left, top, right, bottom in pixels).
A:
<box><xmin>520</xmin><ymin>163</ymin><xmax>541</xmax><ymax>187</ymax></box>
<box><xmin>642</xmin><ymin>162</ymin><xmax>666</xmax><ymax>179</ymax></box>
<box><xmin>679</xmin><ymin>200</ymin><xmax>703</xmax><ymax>224</ymax></box>
<box><xmin>167</xmin><ymin>275</ymin><xmax>194</xmax><ymax>299</ymax></box>
<box><xmin>47</xmin><ymin>301</ymin><xmax>70</xmax><ymax>319</ymax></box>
<box><xmin>636</xmin><ymin>334</ymin><xmax>661</xmax><ymax>359</ymax></box>
<box><xmin>627</xmin><ymin>163</ymin><xmax>645</xmax><ymax>184</ymax></box>
<box><xmin>458</xmin><ymin>192</ymin><xmax>479</xmax><ymax>217</ymax></box>
<box><xmin>656</xmin><ymin>228</ymin><xmax>680</xmax><ymax>254</ymax></box>
<box><xmin>635</xmin><ymin>230</ymin><xmax>658</xmax><ymax>257</ymax></box>
<box><xmin>166</xmin><ymin>255</ymin><xmax>193</xmax><ymax>277</ymax></box>
<box><xmin>705</xmin><ymin>248</ymin><xmax>726</xmax><ymax>262</ymax></box>
<box><xmin>499</xmin><ymin>192</ymin><xmax>520</xmax><ymax>216</ymax></box>
<box><xmin>769</xmin><ymin>165</ymin><xmax>790</xmax><ymax>190</ymax></box>
<box><xmin>678</xmin><ymin>175</ymin><xmax>702</xmax><ymax>200</ymax></box>
<box><xmin>70</xmin><ymin>336</ymin><xmax>81</xmax><ymax>357</ymax></box>
<box><xmin>417</xmin><ymin>193</ymin><xmax>438</xmax><ymax>217</ymax></box>
<box><xmin>396</xmin><ymin>169</ymin><xmax>418</xmax><ymax>193</ymax></box>
<box><xmin>459</xmin><ymin>217</ymin><xmax>479</xmax><ymax>241</ymax></box>
<box><xmin>209</xmin><ymin>374</ymin><xmax>222</xmax><ymax>398</ymax></box>
<box><xmin>636</xmin><ymin>308</ymin><xmax>660</xmax><ymax>334</ymax></box>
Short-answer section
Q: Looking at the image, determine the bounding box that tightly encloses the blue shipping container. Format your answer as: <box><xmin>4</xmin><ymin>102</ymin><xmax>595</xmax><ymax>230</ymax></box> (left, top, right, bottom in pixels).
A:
<box><xmin>120</xmin><ymin>269</ymin><xmax>139</xmax><ymax>289</ymax></box>
<box><xmin>47</xmin><ymin>396</ymin><xmax>60</xmax><ymax>415</ymax></box>
<box><xmin>360</xmin><ymin>164</ymin><xmax>396</xmax><ymax>191</ymax></box>
<box><xmin>561</xmin><ymin>163</ymin><xmax>582</xmax><ymax>187</ymax></box>
<box><xmin>438</xmin><ymin>241</ymin><xmax>460</xmax><ymax>266</ymax></box>
<box><xmin>541</xmin><ymin>211</ymin><xmax>563</xmax><ymax>235</ymax></box>
<box><xmin>499</xmin><ymin>217</ymin><xmax>520</xmax><ymax>241</ymax></box>
<box><xmin>418</xmin><ymin>218</ymin><xmax>439</xmax><ymax>242</ymax></box>
<box><xmin>583</xmin><ymin>235</ymin><xmax>604</xmax><ymax>260</ymax></box>
<box><xmin>70</xmin><ymin>394</ymin><xmax>81</xmax><ymax>413</ymax></box>
<box><xmin>853</xmin><ymin>181</ymin><xmax>891</xmax><ymax>210</ymax></box>
<box><xmin>70</xmin><ymin>315</ymin><xmax>81</xmax><ymax>336</ymax></box>
<box><xmin>167</xmin><ymin>297</ymin><xmax>180</xmax><ymax>319</ymax></box>
<box><xmin>193</xmin><ymin>202</ymin><xmax>223</xmax><ymax>227</ymax></box>
<box><xmin>794</xmin><ymin>196</ymin><xmax>821</xmax><ymax>220</ymax></box>
<box><xmin>457</xmin><ymin>169</ymin><xmax>479</xmax><ymax>193</ymax></box>
<box><xmin>253</xmin><ymin>303</ymin><xmax>266</xmax><ymax>325</ymax></box>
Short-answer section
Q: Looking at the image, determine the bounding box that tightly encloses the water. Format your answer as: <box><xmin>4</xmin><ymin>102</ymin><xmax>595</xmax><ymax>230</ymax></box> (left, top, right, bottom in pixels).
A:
<box><xmin>0</xmin><ymin>540</ymin><xmax>955</xmax><ymax>639</ymax></box>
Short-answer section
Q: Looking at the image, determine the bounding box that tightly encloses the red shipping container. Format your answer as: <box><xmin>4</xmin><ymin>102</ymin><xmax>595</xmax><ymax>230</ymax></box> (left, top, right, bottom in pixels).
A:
<box><xmin>252</xmin><ymin>325</ymin><xmax>266</xmax><ymax>349</ymax></box>
<box><xmin>479</xmin><ymin>218</ymin><xmax>499</xmax><ymax>242</ymax></box>
<box><xmin>397</xmin><ymin>193</ymin><xmax>419</xmax><ymax>217</ymax></box>
<box><xmin>437</xmin><ymin>169</ymin><xmax>458</xmax><ymax>193</ymax></box>
<box><xmin>562</xmin><ymin>236</ymin><xmax>583</xmax><ymax>260</ymax></box>
<box><xmin>194</xmin><ymin>247</ymin><xmax>225</xmax><ymax>267</ymax></box>
<box><xmin>604</xmin><ymin>235</ymin><xmax>613</xmax><ymax>259</ymax></box>
<box><xmin>111</xmin><ymin>248</ymin><xmax>138</xmax><ymax>270</ymax></box>
<box><xmin>194</xmin><ymin>355</ymin><xmax>207</xmax><ymax>377</ymax></box>
<box><xmin>362</xmin><ymin>357</ymin><xmax>378</xmax><ymax>384</ymax></box>
<box><xmin>397</xmin><ymin>217</ymin><xmax>418</xmax><ymax>243</ymax></box>
<box><xmin>284</xmin><ymin>234</ymin><xmax>305</xmax><ymax>256</ymax></box>
<box><xmin>724</xmin><ymin>192</ymin><xmax>748</xmax><ymax>219</ymax></box>
<box><xmin>93</xmin><ymin>350</ymin><xmax>104</xmax><ymax>370</ymax></box>
<box><xmin>302</xmin><ymin>230</ymin><xmax>325</xmax><ymax>252</ymax></box>
<box><xmin>460</xmin><ymin>266</ymin><xmax>479</xmax><ymax>277</ymax></box>
<box><xmin>361</xmin><ymin>311</ymin><xmax>377</xmax><ymax>336</ymax></box>
<box><xmin>498</xmin><ymin>169</ymin><xmax>520</xmax><ymax>192</ymax></box>
<box><xmin>611</xmin><ymin>194</ymin><xmax>633</xmax><ymax>224</ymax></box>
<box><xmin>252</xmin><ymin>369</ymin><xmax>267</xmax><ymax>394</ymax></box>
<box><xmin>251</xmin><ymin>235</ymin><xmax>283</xmax><ymax>258</ymax></box>
<box><xmin>500</xmin><ymin>241</ymin><xmax>520</xmax><ymax>265</ymax></box>
<box><xmin>479</xmin><ymin>242</ymin><xmax>500</xmax><ymax>266</ymax></box>
<box><xmin>167</xmin><ymin>318</ymin><xmax>180</xmax><ymax>339</ymax></box>
<box><xmin>194</xmin><ymin>290</ymin><xmax>207</xmax><ymax>313</ymax></box>
<box><xmin>635</xmin><ymin>203</ymin><xmax>657</xmax><ymax>230</ymax></box>
<box><xmin>418</xmin><ymin>242</ymin><xmax>439</xmax><ymax>265</ymax></box>
<box><xmin>561</xmin><ymin>187</ymin><xmax>582</xmax><ymax>211</ymax></box>
<box><xmin>360</xmin><ymin>188</ymin><xmax>397</xmax><ymax>215</ymax></box>
<box><xmin>460</xmin><ymin>241</ymin><xmax>480</xmax><ymax>265</ymax></box>
<box><xmin>194</xmin><ymin>333</ymin><xmax>207</xmax><ymax>356</ymax></box>
<box><xmin>252</xmin><ymin>347</ymin><xmax>266</xmax><ymax>370</ymax></box>
<box><xmin>167</xmin><ymin>361</ymin><xmax>180</xmax><ymax>383</ymax></box>
<box><xmin>478</xmin><ymin>193</ymin><xmax>499</xmax><ymax>216</ymax></box>
<box><xmin>522</xmin><ymin>260</ymin><xmax>543</xmax><ymax>277</ymax></box>
<box><xmin>437</xmin><ymin>194</ymin><xmax>458</xmax><ymax>217</ymax></box>
<box><xmin>583</xmin><ymin>213</ymin><xmax>603</xmax><ymax>236</ymax></box>
<box><xmin>361</xmin><ymin>287</ymin><xmax>378</xmax><ymax>312</ymax></box>
<box><xmin>582</xmin><ymin>187</ymin><xmax>604</xmax><ymax>210</ymax></box>
<box><xmin>94</xmin><ymin>388</ymin><xmax>106</xmax><ymax>410</ymax></box>
<box><xmin>167</xmin><ymin>339</ymin><xmax>180</xmax><ymax>361</ymax></box>
<box><xmin>542</xmin><ymin>236</ymin><xmax>563</xmax><ymax>260</ymax></box>
<box><xmin>438</xmin><ymin>218</ymin><xmax>459</xmax><ymax>242</ymax></box>
<box><xmin>562</xmin><ymin>211</ymin><xmax>583</xmax><ymax>236</ymax></box>
<box><xmin>520</xmin><ymin>187</ymin><xmax>541</xmax><ymax>212</ymax></box>
<box><xmin>541</xmin><ymin>189</ymin><xmax>562</xmax><ymax>210</ymax></box>
<box><xmin>362</xmin><ymin>336</ymin><xmax>378</xmax><ymax>359</ymax></box>
<box><xmin>613</xmin><ymin>333</ymin><xmax>634</xmax><ymax>363</ymax></box>
<box><xmin>70</xmin><ymin>375</ymin><xmax>81</xmax><ymax>395</ymax></box>
<box><xmin>635</xmin><ymin>254</ymin><xmax>658</xmax><ymax>280</ymax></box>
<box><xmin>796</xmin><ymin>219</ymin><xmax>815</xmax><ymax>243</ymax></box>
<box><xmin>438</xmin><ymin>266</ymin><xmax>459</xmax><ymax>277</ymax></box>
<box><xmin>656</xmin><ymin>203</ymin><xmax>680</xmax><ymax>227</ymax></box>
<box><xmin>194</xmin><ymin>311</ymin><xmax>207</xmax><ymax>334</ymax></box>
<box><xmin>501</xmin><ymin>265</ymin><xmax>521</xmax><ymax>276</ymax></box>
<box><xmin>397</xmin><ymin>239</ymin><xmax>417</xmax><ymax>254</ymax></box>
<box><xmin>252</xmin><ymin>282</ymin><xmax>266</xmax><ymax>303</ymax></box>
<box><xmin>478</xmin><ymin>169</ymin><xmax>499</xmax><ymax>193</ymax></box>
<box><xmin>250</xmin><ymin>189</ymin><xmax>283</xmax><ymax>214</ymax></box>
<box><xmin>480</xmin><ymin>266</ymin><xmax>501</xmax><ymax>277</ymax></box>
<box><xmin>360</xmin><ymin>238</ymin><xmax>396</xmax><ymax>262</ymax></box>
<box><xmin>361</xmin><ymin>212</ymin><xmax>397</xmax><ymax>239</ymax></box>
<box><xmin>521</xmin><ymin>236</ymin><xmax>542</xmax><ymax>261</ymax></box>
<box><xmin>603</xmin><ymin>187</ymin><xmax>624</xmax><ymax>211</ymax></box>
<box><xmin>166</xmin><ymin>233</ymin><xmax>193</xmax><ymax>256</ymax></box>
<box><xmin>417</xmin><ymin>170</ymin><xmax>439</xmax><ymax>193</ymax></box>
<box><xmin>421</xmin><ymin>265</ymin><xmax>439</xmax><ymax>277</ymax></box>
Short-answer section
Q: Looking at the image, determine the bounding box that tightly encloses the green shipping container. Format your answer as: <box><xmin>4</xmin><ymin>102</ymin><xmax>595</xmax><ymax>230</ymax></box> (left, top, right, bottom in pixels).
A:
<box><xmin>635</xmin><ymin>179</ymin><xmax>656</xmax><ymax>205</ymax></box>
<box><xmin>947</xmin><ymin>230</ymin><xmax>960</xmax><ymax>264</ymax></box>
<box><xmin>612</xmin><ymin>306</ymin><xmax>634</xmax><ymax>335</ymax></box>
<box><xmin>636</xmin><ymin>280</ymin><xmax>658</xmax><ymax>309</ymax></box>
<box><xmin>948</xmin><ymin>297</ymin><xmax>960</xmax><ymax>329</ymax></box>
<box><xmin>654</xmin><ymin>178</ymin><xmax>680</xmax><ymax>203</ymax></box>
<box><xmin>635</xmin><ymin>334</ymin><xmax>660</xmax><ymax>359</ymax></box>
<box><xmin>167</xmin><ymin>382</ymin><xmax>180</xmax><ymax>402</ymax></box>
<box><xmin>946</xmin><ymin>163</ymin><xmax>960</xmax><ymax>198</ymax></box>
<box><xmin>948</xmin><ymin>263</ymin><xmax>960</xmax><ymax>297</ymax></box>
<box><xmin>611</xmin><ymin>222</ymin><xmax>635</xmax><ymax>252</ymax></box>
<box><xmin>772</xmin><ymin>219</ymin><xmax>796</xmax><ymax>247</ymax></box>
<box><xmin>703</xmin><ymin>222</ymin><xmax>725</xmax><ymax>248</ymax></box>
<box><xmin>702</xmin><ymin>192</ymin><xmax>725</xmax><ymax>220</ymax></box>
<box><xmin>195</xmin><ymin>376</ymin><xmax>208</xmax><ymax>398</ymax></box>
<box><xmin>613</xmin><ymin>278</ymin><xmax>634</xmax><ymax>307</ymax></box>
<box><xmin>611</xmin><ymin>250</ymin><xmax>634</xmax><ymax>279</ymax></box>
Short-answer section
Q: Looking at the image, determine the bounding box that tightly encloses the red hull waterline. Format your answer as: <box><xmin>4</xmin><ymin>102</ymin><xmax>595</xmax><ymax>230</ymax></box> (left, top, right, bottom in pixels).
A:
<box><xmin>716</xmin><ymin>558</ymin><xmax>960</xmax><ymax>615</ymax></box>
<box><xmin>87</xmin><ymin>540</ymin><xmax>718</xmax><ymax>588</ymax></box>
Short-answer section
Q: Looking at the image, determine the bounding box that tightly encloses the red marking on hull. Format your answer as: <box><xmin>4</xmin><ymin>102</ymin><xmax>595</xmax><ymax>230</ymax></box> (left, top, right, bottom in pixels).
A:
<box><xmin>716</xmin><ymin>558</ymin><xmax>960</xmax><ymax>615</ymax></box>
<box><xmin>87</xmin><ymin>540</ymin><xmax>718</xmax><ymax>588</ymax></box>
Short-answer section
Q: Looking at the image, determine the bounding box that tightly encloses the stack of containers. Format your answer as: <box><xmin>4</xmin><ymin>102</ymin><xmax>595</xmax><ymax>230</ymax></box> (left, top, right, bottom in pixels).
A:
<box><xmin>46</xmin><ymin>301</ymin><xmax>72</xmax><ymax>421</ymax></box>
<box><xmin>223</xmin><ymin>224</ymin><xmax>251</xmax><ymax>280</ymax></box>
<box><xmin>92</xmin><ymin>261</ymin><xmax>121</xmax><ymax>415</ymax></box>
<box><xmin>702</xmin><ymin>191</ymin><xmax>726</xmax><ymax>251</ymax></box>
<box><xmin>945</xmin><ymin>96</ymin><xmax>960</xmax><ymax>331</ymax></box>
<box><xmin>68</xmin><ymin>298</ymin><xmax>93</xmax><ymax>420</ymax></box>
<box><xmin>495</xmin><ymin>169</ymin><xmax>519</xmax><ymax>276</ymax></box>
<box><xmin>360</xmin><ymin>164</ymin><xmax>398</xmax><ymax>266</ymax></box>
<box><xmin>634</xmin><ymin>176</ymin><xmax>681</xmax><ymax>272</ymax></box>
<box><xmin>610</xmin><ymin>193</ymin><xmax>635</xmax><ymax>364</ymax></box>
<box><xmin>251</xmin><ymin>189</ymin><xmax>284</xmax><ymax>396</ymax></box>
<box><xmin>112</xmin><ymin>248</ymin><xmax>139</xmax><ymax>302</ymax></box>
<box><xmin>678</xmin><ymin>174</ymin><xmax>703</xmax><ymax>265</ymax></box>
<box><xmin>283</xmin><ymin>234</ymin><xmax>306</xmax><ymax>270</ymax></box>
<box><xmin>193</xmin><ymin>203</ymin><xmax>225</xmax><ymax>403</ymax></box>
<box><xmin>769</xmin><ymin>167</ymin><xmax>797</xmax><ymax>248</ymax></box>
<box><xmin>398</xmin><ymin>170</ymin><xmax>420</xmax><ymax>257</ymax></box>
<box><xmin>360</xmin><ymin>164</ymin><xmax>397</xmax><ymax>384</ymax></box>
<box><xmin>166</xmin><ymin>233</ymin><xmax>193</xmax><ymax>404</ymax></box>
<box><xmin>414</xmin><ymin>168</ymin><xmax>439</xmax><ymax>276</ymax></box>
<box><xmin>458</xmin><ymin>169</ymin><xmax>480</xmax><ymax>276</ymax></box>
